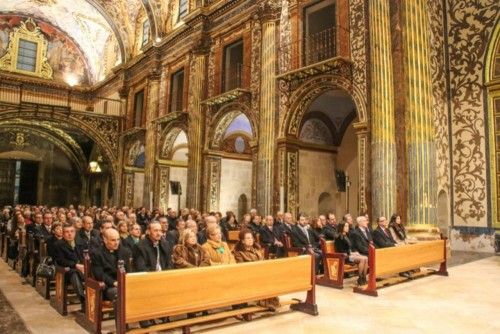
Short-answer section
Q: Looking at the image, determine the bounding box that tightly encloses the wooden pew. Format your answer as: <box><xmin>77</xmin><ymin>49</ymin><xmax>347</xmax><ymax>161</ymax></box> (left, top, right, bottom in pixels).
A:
<box><xmin>283</xmin><ymin>234</ymin><xmax>305</xmax><ymax>257</ymax></box>
<box><xmin>0</xmin><ymin>228</ymin><xmax>5</xmax><ymax>258</ymax></box>
<box><xmin>115</xmin><ymin>255</ymin><xmax>318</xmax><ymax>334</ymax></box>
<box><xmin>16</xmin><ymin>229</ymin><xmax>27</xmax><ymax>276</ymax></box>
<box><xmin>353</xmin><ymin>237</ymin><xmax>448</xmax><ymax>297</ymax></box>
<box><xmin>75</xmin><ymin>250</ymin><xmax>114</xmax><ymax>334</ymax></box>
<box><xmin>51</xmin><ymin>265</ymin><xmax>71</xmax><ymax>315</ymax></box>
<box><xmin>35</xmin><ymin>239</ymin><xmax>54</xmax><ymax>300</ymax></box>
<box><xmin>316</xmin><ymin>238</ymin><xmax>358</xmax><ymax>289</ymax></box>
<box><xmin>26</xmin><ymin>233</ymin><xmax>39</xmax><ymax>286</ymax></box>
<box><xmin>227</xmin><ymin>230</ymin><xmax>240</xmax><ymax>251</ymax></box>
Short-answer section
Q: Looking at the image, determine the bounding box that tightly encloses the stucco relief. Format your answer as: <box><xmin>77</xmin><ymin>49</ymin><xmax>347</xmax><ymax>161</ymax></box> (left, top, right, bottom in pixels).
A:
<box><xmin>447</xmin><ymin>0</ymin><xmax>499</xmax><ymax>225</ymax></box>
<box><xmin>348</xmin><ymin>0</ymin><xmax>368</xmax><ymax>111</ymax></box>
<box><xmin>428</xmin><ymin>0</ymin><xmax>451</xmax><ymax>197</ymax></box>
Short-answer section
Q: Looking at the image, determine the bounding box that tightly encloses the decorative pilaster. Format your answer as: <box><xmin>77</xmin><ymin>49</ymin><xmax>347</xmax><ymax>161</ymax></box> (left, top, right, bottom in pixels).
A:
<box><xmin>187</xmin><ymin>49</ymin><xmax>207</xmax><ymax>209</ymax></box>
<box><xmin>354</xmin><ymin>122</ymin><xmax>370</xmax><ymax>213</ymax></box>
<box><xmin>257</xmin><ymin>5</ymin><xmax>278</xmax><ymax>215</ymax></box>
<box><xmin>142</xmin><ymin>70</ymin><xmax>161</xmax><ymax>208</ymax></box>
<box><xmin>369</xmin><ymin>0</ymin><xmax>397</xmax><ymax>219</ymax></box>
<box><xmin>402</xmin><ymin>0</ymin><xmax>437</xmax><ymax>225</ymax></box>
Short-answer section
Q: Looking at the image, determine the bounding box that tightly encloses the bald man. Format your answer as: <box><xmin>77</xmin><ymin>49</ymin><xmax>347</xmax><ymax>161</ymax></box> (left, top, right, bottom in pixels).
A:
<box><xmin>90</xmin><ymin>228</ymin><xmax>131</xmax><ymax>301</ymax></box>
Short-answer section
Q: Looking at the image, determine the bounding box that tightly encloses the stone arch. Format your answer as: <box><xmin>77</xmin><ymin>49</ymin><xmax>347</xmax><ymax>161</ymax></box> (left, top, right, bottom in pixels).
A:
<box><xmin>281</xmin><ymin>74</ymin><xmax>366</xmax><ymax>138</ymax></box>
<box><xmin>485</xmin><ymin>20</ymin><xmax>500</xmax><ymax>228</ymax></box>
<box><xmin>0</xmin><ymin>111</ymin><xmax>119</xmax><ymax>197</ymax></box>
<box><xmin>209</xmin><ymin>102</ymin><xmax>257</xmax><ymax>150</ymax></box>
<box><xmin>159</xmin><ymin>118</ymin><xmax>189</xmax><ymax>160</ymax></box>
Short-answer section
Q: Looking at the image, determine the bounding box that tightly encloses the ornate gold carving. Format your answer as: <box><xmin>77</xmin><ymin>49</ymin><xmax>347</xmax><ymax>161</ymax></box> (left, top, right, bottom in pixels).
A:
<box><xmin>327</xmin><ymin>258</ymin><xmax>339</xmax><ymax>279</ymax></box>
<box><xmin>207</xmin><ymin>158</ymin><xmax>221</xmax><ymax>212</ymax></box>
<box><xmin>0</xmin><ymin>18</ymin><xmax>53</xmax><ymax>79</ymax></box>
<box><xmin>10</xmin><ymin>132</ymin><xmax>29</xmax><ymax>149</ymax></box>
<box><xmin>124</xmin><ymin>173</ymin><xmax>134</xmax><ymax>207</ymax></box>
<box><xmin>86</xmin><ymin>287</ymin><xmax>96</xmax><ymax>323</ymax></box>
<box><xmin>159</xmin><ymin>167</ymin><xmax>170</xmax><ymax>211</ymax></box>
<box><xmin>286</xmin><ymin>151</ymin><xmax>298</xmax><ymax>218</ymax></box>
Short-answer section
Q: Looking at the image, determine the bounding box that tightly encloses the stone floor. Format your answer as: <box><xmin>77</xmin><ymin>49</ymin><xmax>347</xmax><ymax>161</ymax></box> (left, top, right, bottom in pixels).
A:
<box><xmin>0</xmin><ymin>253</ymin><xmax>498</xmax><ymax>334</ymax></box>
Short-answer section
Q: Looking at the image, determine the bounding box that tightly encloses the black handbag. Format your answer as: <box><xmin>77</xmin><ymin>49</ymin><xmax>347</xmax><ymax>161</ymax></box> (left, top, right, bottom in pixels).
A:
<box><xmin>36</xmin><ymin>257</ymin><xmax>55</xmax><ymax>279</ymax></box>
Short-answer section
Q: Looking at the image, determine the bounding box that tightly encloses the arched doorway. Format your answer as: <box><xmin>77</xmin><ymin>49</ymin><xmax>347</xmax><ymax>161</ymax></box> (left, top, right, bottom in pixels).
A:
<box><xmin>297</xmin><ymin>89</ymin><xmax>358</xmax><ymax>217</ymax></box>
<box><xmin>157</xmin><ymin>127</ymin><xmax>189</xmax><ymax>211</ymax></box>
<box><xmin>206</xmin><ymin>111</ymin><xmax>254</xmax><ymax>214</ymax></box>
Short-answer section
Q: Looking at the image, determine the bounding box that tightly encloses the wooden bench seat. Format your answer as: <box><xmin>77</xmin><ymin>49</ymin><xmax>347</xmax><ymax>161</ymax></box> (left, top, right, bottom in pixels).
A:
<box><xmin>353</xmin><ymin>237</ymin><xmax>448</xmax><ymax>297</ymax></box>
<box><xmin>75</xmin><ymin>250</ymin><xmax>116</xmax><ymax>334</ymax></box>
<box><xmin>35</xmin><ymin>239</ymin><xmax>55</xmax><ymax>300</ymax></box>
<box><xmin>115</xmin><ymin>255</ymin><xmax>318</xmax><ymax>334</ymax></box>
<box><xmin>316</xmin><ymin>238</ymin><xmax>358</xmax><ymax>289</ymax></box>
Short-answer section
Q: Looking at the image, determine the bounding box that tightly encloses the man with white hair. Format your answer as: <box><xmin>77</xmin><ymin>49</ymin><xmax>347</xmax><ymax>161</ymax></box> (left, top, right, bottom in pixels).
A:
<box><xmin>350</xmin><ymin>216</ymin><xmax>373</xmax><ymax>256</ymax></box>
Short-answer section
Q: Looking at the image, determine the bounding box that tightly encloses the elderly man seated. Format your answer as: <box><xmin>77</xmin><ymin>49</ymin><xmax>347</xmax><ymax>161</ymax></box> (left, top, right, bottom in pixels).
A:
<box><xmin>90</xmin><ymin>229</ymin><xmax>131</xmax><ymax>301</ymax></box>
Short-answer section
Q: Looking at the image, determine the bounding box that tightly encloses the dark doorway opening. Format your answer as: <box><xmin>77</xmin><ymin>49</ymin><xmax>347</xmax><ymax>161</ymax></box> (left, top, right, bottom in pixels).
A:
<box><xmin>18</xmin><ymin>160</ymin><xmax>38</xmax><ymax>205</ymax></box>
<box><xmin>0</xmin><ymin>159</ymin><xmax>39</xmax><ymax>206</ymax></box>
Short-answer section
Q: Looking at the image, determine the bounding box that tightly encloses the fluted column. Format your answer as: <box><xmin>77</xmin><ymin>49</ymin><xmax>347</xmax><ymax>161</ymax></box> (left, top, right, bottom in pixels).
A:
<box><xmin>402</xmin><ymin>0</ymin><xmax>437</xmax><ymax>225</ymax></box>
<box><xmin>257</xmin><ymin>12</ymin><xmax>277</xmax><ymax>216</ymax></box>
<box><xmin>186</xmin><ymin>52</ymin><xmax>206</xmax><ymax>210</ymax></box>
<box><xmin>369</xmin><ymin>0</ymin><xmax>397</xmax><ymax>219</ymax></box>
<box><xmin>142</xmin><ymin>71</ymin><xmax>160</xmax><ymax>209</ymax></box>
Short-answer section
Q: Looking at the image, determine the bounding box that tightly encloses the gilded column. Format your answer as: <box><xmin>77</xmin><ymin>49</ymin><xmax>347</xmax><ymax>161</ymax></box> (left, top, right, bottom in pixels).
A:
<box><xmin>142</xmin><ymin>70</ymin><xmax>160</xmax><ymax>208</ymax></box>
<box><xmin>369</xmin><ymin>0</ymin><xmax>397</xmax><ymax>219</ymax></box>
<box><xmin>257</xmin><ymin>6</ymin><xmax>278</xmax><ymax>216</ymax></box>
<box><xmin>186</xmin><ymin>50</ymin><xmax>206</xmax><ymax>209</ymax></box>
<box><xmin>402</xmin><ymin>0</ymin><xmax>437</xmax><ymax>225</ymax></box>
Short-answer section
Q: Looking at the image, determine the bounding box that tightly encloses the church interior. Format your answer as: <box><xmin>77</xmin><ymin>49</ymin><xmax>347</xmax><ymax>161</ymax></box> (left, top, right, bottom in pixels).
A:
<box><xmin>0</xmin><ymin>0</ymin><xmax>498</xmax><ymax>333</ymax></box>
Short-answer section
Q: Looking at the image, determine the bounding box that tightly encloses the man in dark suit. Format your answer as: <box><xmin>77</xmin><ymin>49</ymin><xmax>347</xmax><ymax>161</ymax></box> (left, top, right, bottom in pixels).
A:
<box><xmin>133</xmin><ymin>222</ymin><xmax>172</xmax><ymax>327</ymax></box>
<box><xmin>260</xmin><ymin>215</ymin><xmax>285</xmax><ymax>258</ymax></box>
<box><xmin>350</xmin><ymin>216</ymin><xmax>373</xmax><ymax>256</ymax></box>
<box><xmin>281</xmin><ymin>213</ymin><xmax>294</xmax><ymax>235</ymax></box>
<box><xmin>122</xmin><ymin>223</ymin><xmax>142</xmax><ymax>251</ymax></box>
<box><xmin>76</xmin><ymin>216</ymin><xmax>99</xmax><ymax>248</ymax></box>
<box><xmin>248</xmin><ymin>215</ymin><xmax>262</xmax><ymax>235</ymax></box>
<box><xmin>89</xmin><ymin>220</ymin><xmax>113</xmax><ymax>252</ymax></box>
<box><xmin>133</xmin><ymin>221</ymin><xmax>172</xmax><ymax>272</ymax></box>
<box><xmin>26</xmin><ymin>212</ymin><xmax>43</xmax><ymax>236</ymax></box>
<box><xmin>90</xmin><ymin>228</ymin><xmax>131</xmax><ymax>301</ymax></box>
<box><xmin>290</xmin><ymin>214</ymin><xmax>322</xmax><ymax>274</ymax></box>
<box><xmin>373</xmin><ymin>216</ymin><xmax>396</xmax><ymax>248</ymax></box>
<box><xmin>53</xmin><ymin>224</ymin><xmax>86</xmax><ymax>310</ymax></box>
<box><xmin>322</xmin><ymin>213</ymin><xmax>337</xmax><ymax>240</ymax></box>
<box><xmin>39</xmin><ymin>212</ymin><xmax>53</xmax><ymax>239</ymax></box>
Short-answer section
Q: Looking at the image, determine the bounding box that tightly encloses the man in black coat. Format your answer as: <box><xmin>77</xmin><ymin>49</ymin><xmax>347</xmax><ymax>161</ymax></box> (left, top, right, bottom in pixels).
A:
<box><xmin>260</xmin><ymin>215</ymin><xmax>285</xmax><ymax>258</ymax></box>
<box><xmin>90</xmin><ymin>229</ymin><xmax>131</xmax><ymax>301</ymax></box>
<box><xmin>132</xmin><ymin>222</ymin><xmax>172</xmax><ymax>328</ymax></box>
<box><xmin>39</xmin><ymin>212</ymin><xmax>53</xmax><ymax>239</ymax></box>
<box><xmin>280</xmin><ymin>213</ymin><xmax>294</xmax><ymax>235</ymax></box>
<box><xmin>133</xmin><ymin>221</ymin><xmax>172</xmax><ymax>272</ymax></box>
<box><xmin>26</xmin><ymin>212</ymin><xmax>43</xmax><ymax>236</ymax></box>
<box><xmin>350</xmin><ymin>216</ymin><xmax>373</xmax><ymax>256</ymax></box>
<box><xmin>322</xmin><ymin>213</ymin><xmax>338</xmax><ymax>241</ymax></box>
<box><xmin>373</xmin><ymin>216</ymin><xmax>396</xmax><ymax>248</ymax></box>
<box><xmin>76</xmin><ymin>216</ymin><xmax>99</xmax><ymax>248</ymax></box>
<box><xmin>290</xmin><ymin>214</ymin><xmax>322</xmax><ymax>274</ymax></box>
<box><xmin>53</xmin><ymin>224</ymin><xmax>86</xmax><ymax>309</ymax></box>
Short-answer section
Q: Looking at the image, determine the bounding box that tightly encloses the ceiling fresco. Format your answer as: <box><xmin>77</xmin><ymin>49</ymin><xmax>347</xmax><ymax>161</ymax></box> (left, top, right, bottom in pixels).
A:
<box><xmin>0</xmin><ymin>0</ymin><xmax>180</xmax><ymax>83</ymax></box>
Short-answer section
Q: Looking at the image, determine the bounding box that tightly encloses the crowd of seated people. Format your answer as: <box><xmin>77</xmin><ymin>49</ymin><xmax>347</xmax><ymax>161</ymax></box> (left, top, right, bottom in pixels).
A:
<box><xmin>0</xmin><ymin>203</ymin><xmax>416</xmax><ymax>328</ymax></box>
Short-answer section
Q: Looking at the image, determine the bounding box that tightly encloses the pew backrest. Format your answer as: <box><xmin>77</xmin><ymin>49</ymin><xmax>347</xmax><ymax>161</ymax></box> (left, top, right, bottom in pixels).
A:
<box><xmin>374</xmin><ymin>239</ymin><xmax>446</xmax><ymax>277</ymax></box>
<box><xmin>117</xmin><ymin>255</ymin><xmax>314</xmax><ymax>324</ymax></box>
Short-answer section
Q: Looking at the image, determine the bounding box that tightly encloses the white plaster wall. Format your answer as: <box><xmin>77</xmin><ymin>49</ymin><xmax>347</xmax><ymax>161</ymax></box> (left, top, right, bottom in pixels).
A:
<box><xmin>219</xmin><ymin>158</ymin><xmax>252</xmax><ymax>214</ymax></box>
<box><xmin>168</xmin><ymin>167</ymin><xmax>187</xmax><ymax>210</ymax></box>
<box><xmin>133</xmin><ymin>172</ymin><xmax>144</xmax><ymax>208</ymax></box>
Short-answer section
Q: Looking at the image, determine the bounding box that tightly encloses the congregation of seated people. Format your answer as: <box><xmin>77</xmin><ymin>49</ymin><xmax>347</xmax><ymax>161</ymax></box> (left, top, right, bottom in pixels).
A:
<box><xmin>0</xmin><ymin>203</ymin><xmax>415</xmax><ymax>328</ymax></box>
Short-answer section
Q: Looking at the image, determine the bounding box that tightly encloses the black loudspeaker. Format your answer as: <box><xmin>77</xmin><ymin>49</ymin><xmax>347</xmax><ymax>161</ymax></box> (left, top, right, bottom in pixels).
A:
<box><xmin>335</xmin><ymin>170</ymin><xmax>346</xmax><ymax>192</ymax></box>
<box><xmin>170</xmin><ymin>181</ymin><xmax>181</xmax><ymax>195</ymax></box>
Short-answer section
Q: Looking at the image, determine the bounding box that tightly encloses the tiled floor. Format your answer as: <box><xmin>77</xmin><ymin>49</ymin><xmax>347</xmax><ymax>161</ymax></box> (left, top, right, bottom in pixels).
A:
<box><xmin>0</xmin><ymin>254</ymin><xmax>498</xmax><ymax>334</ymax></box>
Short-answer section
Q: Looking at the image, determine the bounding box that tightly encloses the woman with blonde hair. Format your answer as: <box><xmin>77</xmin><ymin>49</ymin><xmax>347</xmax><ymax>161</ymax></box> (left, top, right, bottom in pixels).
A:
<box><xmin>116</xmin><ymin>221</ymin><xmax>129</xmax><ymax>241</ymax></box>
<box><xmin>201</xmin><ymin>225</ymin><xmax>235</xmax><ymax>265</ymax></box>
<box><xmin>172</xmin><ymin>229</ymin><xmax>210</xmax><ymax>268</ymax></box>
